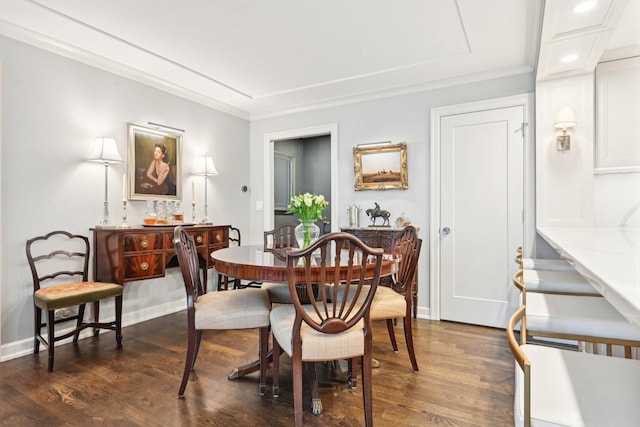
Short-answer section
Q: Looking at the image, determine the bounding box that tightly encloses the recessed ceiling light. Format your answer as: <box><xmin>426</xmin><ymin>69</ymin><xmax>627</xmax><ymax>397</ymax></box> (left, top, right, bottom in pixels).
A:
<box><xmin>574</xmin><ymin>1</ymin><xmax>597</xmax><ymax>13</ymax></box>
<box><xmin>561</xmin><ymin>54</ymin><xmax>579</xmax><ymax>63</ymax></box>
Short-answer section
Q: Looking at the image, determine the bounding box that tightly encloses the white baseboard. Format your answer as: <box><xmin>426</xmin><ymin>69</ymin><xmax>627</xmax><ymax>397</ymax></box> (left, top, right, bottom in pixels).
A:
<box><xmin>0</xmin><ymin>298</ymin><xmax>185</xmax><ymax>363</ymax></box>
<box><xmin>416</xmin><ymin>305</ymin><xmax>431</xmax><ymax>320</ymax></box>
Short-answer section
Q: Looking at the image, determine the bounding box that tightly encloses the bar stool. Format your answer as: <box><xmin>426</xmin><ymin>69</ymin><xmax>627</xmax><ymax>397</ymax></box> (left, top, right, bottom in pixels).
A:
<box><xmin>513</xmin><ymin>270</ymin><xmax>640</xmax><ymax>358</ymax></box>
<box><xmin>515</xmin><ymin>247</ymin><xmax>600</xmax><ymax>295</ymax></box>
<box><xmin>507</xmin><ymin>306</ymin><xmax>640</xmax><ymax>427</ymax></box>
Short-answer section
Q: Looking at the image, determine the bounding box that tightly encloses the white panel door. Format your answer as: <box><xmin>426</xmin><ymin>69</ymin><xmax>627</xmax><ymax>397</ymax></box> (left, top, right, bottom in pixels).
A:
<box><xmin>440</xmin><ymin>106</ymin><xmax>523</xmax><ymax>328</ymax></box>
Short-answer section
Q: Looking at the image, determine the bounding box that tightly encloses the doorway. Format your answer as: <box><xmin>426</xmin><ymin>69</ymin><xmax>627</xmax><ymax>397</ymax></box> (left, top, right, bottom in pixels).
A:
<box><xmin>263</xmin><ymin>124</ymin><xmax>338</xmax><ymax>233</ymax></box>
<box><xmin>274</xmin><ymin>136</ymin><xmax>332</xmax><ymax>232</ymax></box>
<box><xmin>430</xmin><ymin>95</ymin><xmax>533</xmax><ymax>328</ymax></box>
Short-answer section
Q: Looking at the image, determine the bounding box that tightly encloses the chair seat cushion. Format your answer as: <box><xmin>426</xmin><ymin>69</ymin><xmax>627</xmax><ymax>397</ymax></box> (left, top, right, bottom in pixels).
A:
<box><xmin>370</xmin><ymin>286</ymin><xmax>406</xmax><ymax>320</ymax></box>
<box><xmin>270</xmin><ymin>304</ymin><xmax>364</xmax><ymax>361</ymax></box>
<box><xmin>515</xmin><ymin>344</ymin><xmax>640</xmax><ymax>427</ymax></box>
<box><xmin>195</xmin><ymin>288</ymin><xmax>271</xmax><ymax>330</ymax></box>
<box><xmin>522</xmin><ymin>258</ymin><xmax>574</xmax><ymax>272</ymax></box>
<box><xmin>526</xmin><ymin>292</ymin><xmax>640</xmax><ymax>341</ymax></box>
<box><xmin>524</xmin><ymin>270</ymin><xmax>599</xmax><ymax>295</ymax></box>
<box><xmin>34</xmin><ymin>281</ymin><xmax>123</xmax><ymax>311</ymax></box>
<box><xmin>336</xmin><ymin>284</ymin><xmax>406</xmax><ymax>320</ymax></box>
<box><xmin>261</xmin><ymin>282</ymin><xmax>294</xmax><ymax>304</ymax></box>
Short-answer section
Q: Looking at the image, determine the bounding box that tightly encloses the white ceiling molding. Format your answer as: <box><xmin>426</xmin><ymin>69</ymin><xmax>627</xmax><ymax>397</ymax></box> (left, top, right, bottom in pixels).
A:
<box><xmin>1</xmin><ymin>0</ymin><xmax>542</xmax><ymax>118</ymax></box>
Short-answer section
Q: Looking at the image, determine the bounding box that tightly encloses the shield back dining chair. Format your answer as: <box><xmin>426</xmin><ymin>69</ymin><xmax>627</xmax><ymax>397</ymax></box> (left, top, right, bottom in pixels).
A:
<box><xmin>370</xmin><ymin>225</ymin><xmax>422</xmax><ymax>371</ymax></box>
<box><xmin>261</xmin><ymin>222</ymin><xmax>298</xmax><ymax>304</ymax></box>
<box><xmin>174</xmin><ymin>226</ymin><xmax>272</xmax><ymax>397</ymax></box>
<box><xmin>26</xmin><ymin>230</ymin><xmax>123</xmax><ymax>372</ymax></box>
<box><xmin>217</xmin><ymin>226</ymin><xmax>241</xmax><ymax>290</ymax></box>
<box><xmin>270</xmin><ymin>232</ymin><xmax>384</xmax><ymax>427</ymax></box>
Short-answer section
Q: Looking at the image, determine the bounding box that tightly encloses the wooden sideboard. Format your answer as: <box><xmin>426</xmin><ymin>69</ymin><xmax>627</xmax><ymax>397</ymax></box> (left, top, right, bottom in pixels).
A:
<box><xmin>340</xmin><ymin>227</ymin><xmax>418</xmax><ymax>318</ymax></box>
<box><xmin>92</xmin><ymin>224</ymin><xmax>230</xmax><ymax>292</ymax></box>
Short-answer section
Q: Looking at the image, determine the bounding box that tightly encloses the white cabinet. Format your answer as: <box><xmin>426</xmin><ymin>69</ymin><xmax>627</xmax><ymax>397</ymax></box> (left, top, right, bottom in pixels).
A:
<box><xmin>595</xmin><ymin>56</ymin><xmax>640</xmax><ymax>173</ymax></box>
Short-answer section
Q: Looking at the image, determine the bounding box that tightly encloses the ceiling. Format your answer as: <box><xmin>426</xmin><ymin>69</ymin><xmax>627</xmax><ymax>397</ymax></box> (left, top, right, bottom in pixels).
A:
<box><xmin>0</xmin><ymin>0</ymin><xmax>637</xmax><ymax>120</ymax></box>
<box><xmin>537</xmin><ymin>0</ymin><xmax>639</xmax><ymax>80</ymax></box>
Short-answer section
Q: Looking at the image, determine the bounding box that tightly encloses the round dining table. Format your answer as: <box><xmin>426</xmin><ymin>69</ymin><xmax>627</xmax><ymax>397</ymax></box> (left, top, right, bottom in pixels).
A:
<box><xmin>211</xmin><ymin>244</ymin><xmax>398</xmax><ymax>414</ymax></box>
<box><xmin>212</xmin><ymin>244</ymin><xmax>398</xmax><ymax>284</ymax></box>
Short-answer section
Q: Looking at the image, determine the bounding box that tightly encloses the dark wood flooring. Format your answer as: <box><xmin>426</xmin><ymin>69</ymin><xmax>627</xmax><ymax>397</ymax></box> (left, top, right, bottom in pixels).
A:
<box><xmin>0</xmin><ymin>312</ymin><xmax>514</xmax><ymax>426</ymax></box>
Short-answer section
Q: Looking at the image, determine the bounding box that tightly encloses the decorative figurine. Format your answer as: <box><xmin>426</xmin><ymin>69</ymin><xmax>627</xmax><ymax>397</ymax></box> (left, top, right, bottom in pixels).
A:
<box><xmin>395</xmin><ymin>212</ymin><xmax>411</xmax><ymax>228</ymax></box>
<box><xmin>366</xmin><ymin>202</ymin><xmax>391</xmax><ymax>227</ymax></box>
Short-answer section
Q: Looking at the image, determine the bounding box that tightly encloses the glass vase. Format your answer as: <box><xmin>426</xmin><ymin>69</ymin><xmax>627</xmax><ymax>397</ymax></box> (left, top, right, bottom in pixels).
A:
<box><xmin>295</xmin><ymin>219</ymin><xmax>320</xmax><ymax>249</ymax></box>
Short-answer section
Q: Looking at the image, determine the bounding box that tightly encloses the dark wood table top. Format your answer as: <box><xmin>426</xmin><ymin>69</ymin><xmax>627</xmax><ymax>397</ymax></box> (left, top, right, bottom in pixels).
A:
<box><xmin>211</xmin><ymin>244</ymin><xmax>398</xmax><ymax>283</ymax></box>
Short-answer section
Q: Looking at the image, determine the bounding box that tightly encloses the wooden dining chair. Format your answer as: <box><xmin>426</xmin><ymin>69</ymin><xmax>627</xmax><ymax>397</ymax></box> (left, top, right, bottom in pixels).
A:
<box><xmin>370</xmin><ymin>225</ymin><xmax>421</xmax><ymax>371</ymax></box>
<box><xmin>263</xmin><ymin>222</ymin><xmax>298</xmax><ymax>251</ymax></box>
<box><xmin>217</xmin><ymin>226</ymin><xmax>241</xmax><ymax>290</ymax></box>
<box><xmin>26</xmin><ymin>230</ymin><xmax>123</xmax><ymax>372</ymax></box>
<box><xmin>507</xmin><ymin>305</ymin><xmax>640</xmax><ymax>427</ymax></box>
<box><xmin>174</xmin><ymin>226</ymin><xmax>272</xmax><ymax>397</ymax></box>
<box><xmin>270</xmin><ymin>232</ymin><xmax>384</xmax><ymax>427</ymax></box>
<box><xmin>261</xmin><ymin>223</ymin><xmax>298</xmax><ymax>304</ymax></box>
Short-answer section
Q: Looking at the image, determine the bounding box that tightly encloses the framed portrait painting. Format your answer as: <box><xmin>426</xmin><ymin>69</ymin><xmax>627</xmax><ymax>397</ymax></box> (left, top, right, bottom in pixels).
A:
<box><xmin>353</xmin><ymin>142</ymin><xmax>408</xmax><ymax>191</ymax></box>
<box><xmin>127</xmin><ymin>123</ymin><xmax>182</xmax><ymax>201</ymax></box>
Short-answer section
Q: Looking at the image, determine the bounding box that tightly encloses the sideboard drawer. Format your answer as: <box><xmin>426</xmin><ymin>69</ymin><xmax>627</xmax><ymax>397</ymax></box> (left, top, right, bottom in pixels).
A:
<box><xmin>209</xmin><ymin>227</ymin><xmax>229</xmax><ymax>251</ymax></box>
<box><xmin>164</xmin><ymin>230</ymin><xmax>207</xmax><ymax>249</ymax></box>
<box><xmin>123</xmin><ymin>254</ymin><xmax>165</xmax><ymax>280</ymax></box>
<box><xmin>123</xmin><ymin>233</ymin><xmax>164</xmax><ymax>252</ymax></box>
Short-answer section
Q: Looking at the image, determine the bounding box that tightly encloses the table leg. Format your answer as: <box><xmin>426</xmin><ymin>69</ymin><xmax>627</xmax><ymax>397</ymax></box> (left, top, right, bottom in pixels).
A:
<box><xmin>227</xmin><ymin>347</ymin><xmax>284</xmax><ymax>380</ymax></box>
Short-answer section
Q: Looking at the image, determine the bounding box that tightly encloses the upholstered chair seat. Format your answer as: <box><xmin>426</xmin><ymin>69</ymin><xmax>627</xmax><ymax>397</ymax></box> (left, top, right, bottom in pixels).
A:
<box><xmin>523</xmin><ymin>270</ymin><xmax>600</xmax><ymax>295</ymax></box>
<box><xmin>525</xmin><ymin>292</ymin><xmax>640</xmax><ymax>341</ymax></box>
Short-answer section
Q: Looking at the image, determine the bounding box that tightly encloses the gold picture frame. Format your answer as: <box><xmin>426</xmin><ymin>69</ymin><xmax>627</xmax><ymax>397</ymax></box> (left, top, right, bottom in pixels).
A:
<box><xmin>353</xmin><ymin>142</ymin><xmax>408</xmax><ymax>191</ymax></box>
<box><xmin>128</xmin><ymin>123</ymin><xmax>182</xmax><ymax>201</ymax></box>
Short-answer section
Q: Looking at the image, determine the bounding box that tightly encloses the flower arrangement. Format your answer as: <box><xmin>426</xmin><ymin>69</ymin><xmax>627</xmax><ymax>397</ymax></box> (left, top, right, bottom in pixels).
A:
<box><xmin>286</xmin><ymin>193</ymin><xmax>329</xmax><ymax>248</ymax></box>
<box><xmin>286</xmin><ymin>193</ymin><xmax>329</xmax><ymax>221</ymax></box>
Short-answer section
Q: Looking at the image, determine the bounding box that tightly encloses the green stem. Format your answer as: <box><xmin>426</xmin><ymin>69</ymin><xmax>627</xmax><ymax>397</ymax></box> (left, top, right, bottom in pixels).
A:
<box><xmin>303</xmin><ymin>222</ymin><xmax>312</xmax><ymax>248</ymax></box>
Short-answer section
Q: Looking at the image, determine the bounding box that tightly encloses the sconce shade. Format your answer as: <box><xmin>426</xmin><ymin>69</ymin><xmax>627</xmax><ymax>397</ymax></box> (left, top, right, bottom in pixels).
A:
<box><xmin>194</xmin><ymin>156</ymin><xmax>218</xmax><ymax>176</ymax></box>
<box><xmin>89</xmin><ymin>137</ymin><xmax>123</xmax><ymax>163</ymax></box>
<box><xmin>554</xmin><ymin>107</ymin><xmax>577</xmax><ymax>129</ymax></box>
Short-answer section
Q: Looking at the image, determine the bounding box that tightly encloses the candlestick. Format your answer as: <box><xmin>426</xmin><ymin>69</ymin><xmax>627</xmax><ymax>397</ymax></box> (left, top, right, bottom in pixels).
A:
<box><xmin>192</xmin><ymin>181</ymin><xmax>195</xmax><ymax>203</ymax></box>
<box><xmin>118</xmin><ymin>200</ymin><xmax>131</xmax><ymax>228</ymax></box>
<box><xmin>192</xmin><ymin>201</ymin><xmax>196</xmax><ymax>223</ymax></box>
<box><xmin>122</xmin><ymin>173</ymin><xmax>127</xmax><ymax>202</ymax></box>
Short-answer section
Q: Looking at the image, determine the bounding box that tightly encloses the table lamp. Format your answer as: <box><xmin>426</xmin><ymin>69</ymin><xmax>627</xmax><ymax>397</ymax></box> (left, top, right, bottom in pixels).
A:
<box><xmin>89</xmin><ymin>137</ymin><xmax>123</xmax><ymax>227</ymax></box>
<box><xmin>194</xmin><ymin>155</ymin><xmax>218</xmax><ymax>223</ymax></box>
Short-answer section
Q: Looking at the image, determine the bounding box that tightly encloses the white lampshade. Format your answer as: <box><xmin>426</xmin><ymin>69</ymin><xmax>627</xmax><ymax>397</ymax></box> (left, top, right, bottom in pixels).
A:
<box><xmin>88</xmin><ymin>137</ymin><xmax>123</xmax><ymax>163</ymax></box>
<box><xmin>553</xmin><ymin>107</ymin><xmax>577</xmax><ymax>129</ymax></box>
<box><xmin>194</xmin><ymin>156</ymin><xmax>218</xmax><ymax>176</ymax></box>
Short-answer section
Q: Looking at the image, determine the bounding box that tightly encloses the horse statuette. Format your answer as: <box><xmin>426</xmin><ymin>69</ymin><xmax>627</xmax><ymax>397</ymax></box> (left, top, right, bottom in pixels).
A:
<box><xmin>365</xmin><ymin>202</ymin><xmax>391</xmax><ymax>227</ymax></box>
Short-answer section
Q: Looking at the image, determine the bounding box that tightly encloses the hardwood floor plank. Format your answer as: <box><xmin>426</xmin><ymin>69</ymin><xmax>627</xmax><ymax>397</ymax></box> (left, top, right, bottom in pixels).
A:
<box><xmin>0</xmin><ymin>312</ymin><xmax>514</xmax><ymax>426</ymax></box>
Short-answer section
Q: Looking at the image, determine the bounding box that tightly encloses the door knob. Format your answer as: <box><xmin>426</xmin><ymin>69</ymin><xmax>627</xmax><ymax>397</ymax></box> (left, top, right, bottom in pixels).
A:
<box><xmin>441</xmin><ymin>226</ymin><xmax>451</xmax><ymax>235</ymax></box>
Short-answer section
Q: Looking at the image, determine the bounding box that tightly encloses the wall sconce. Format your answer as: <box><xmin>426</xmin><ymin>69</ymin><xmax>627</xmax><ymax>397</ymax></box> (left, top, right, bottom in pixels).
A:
<box><xmin>554</xmin><ymin>107</ymin><xmax>577</xmax><ymax>151</ymax></box>
<box><xmin>89</xmin><ymin>137</ymin><xmax>123</xmax><ymax>226</ymax></box>
<box><xmin>193</xmin><ymin>156</ymin><xmax>218</xmax><ymax>223</ymax></box>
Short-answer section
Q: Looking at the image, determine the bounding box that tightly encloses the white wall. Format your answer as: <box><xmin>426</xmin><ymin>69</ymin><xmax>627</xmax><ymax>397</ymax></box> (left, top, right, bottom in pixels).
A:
<box><xmin>0</xmin><ymin>36</ymin><xmax>250</xmax><ymax>360</ymax></box>
<box><xmin>535</xmin><ymin>73</ymin><xmax>595</xmax><ymax>229</ymax></box>
<box><xmin>249</xmin><ymin>73</ymin><xmax>535</xmax><ymax>316</ymax></box>
<box><xmin>535</xmin><ymin>68</ymin><xmax>640</xmax><ymax>259</ymax></box>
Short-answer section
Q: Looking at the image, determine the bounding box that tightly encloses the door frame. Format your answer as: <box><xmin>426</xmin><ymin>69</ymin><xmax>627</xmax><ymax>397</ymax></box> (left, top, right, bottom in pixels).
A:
<box><xmin>429</xmin><ymin>94</ymin><xmax>534</xmax><ymax>321</ymax></box>
<box><xmin>263</xmin><ymin>123</ymin><xmax>339</xmax><ymax>232</ymax></box>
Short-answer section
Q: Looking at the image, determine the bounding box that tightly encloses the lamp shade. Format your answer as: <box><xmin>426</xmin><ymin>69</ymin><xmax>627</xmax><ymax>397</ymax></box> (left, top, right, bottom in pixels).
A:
<box><xmin>88</xmin><ymin>137</ymin><xmax>123</xmax><ymax>163</ymax></box>
<box><xmin>194</xmin><ymin>156</ymin><xmax>218</xmax><ymax>176</ymax></box>
<box><xmin>554</xmin><ymin>107</ymin><xmax>577</xmax><ymax>129</ymax></box>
